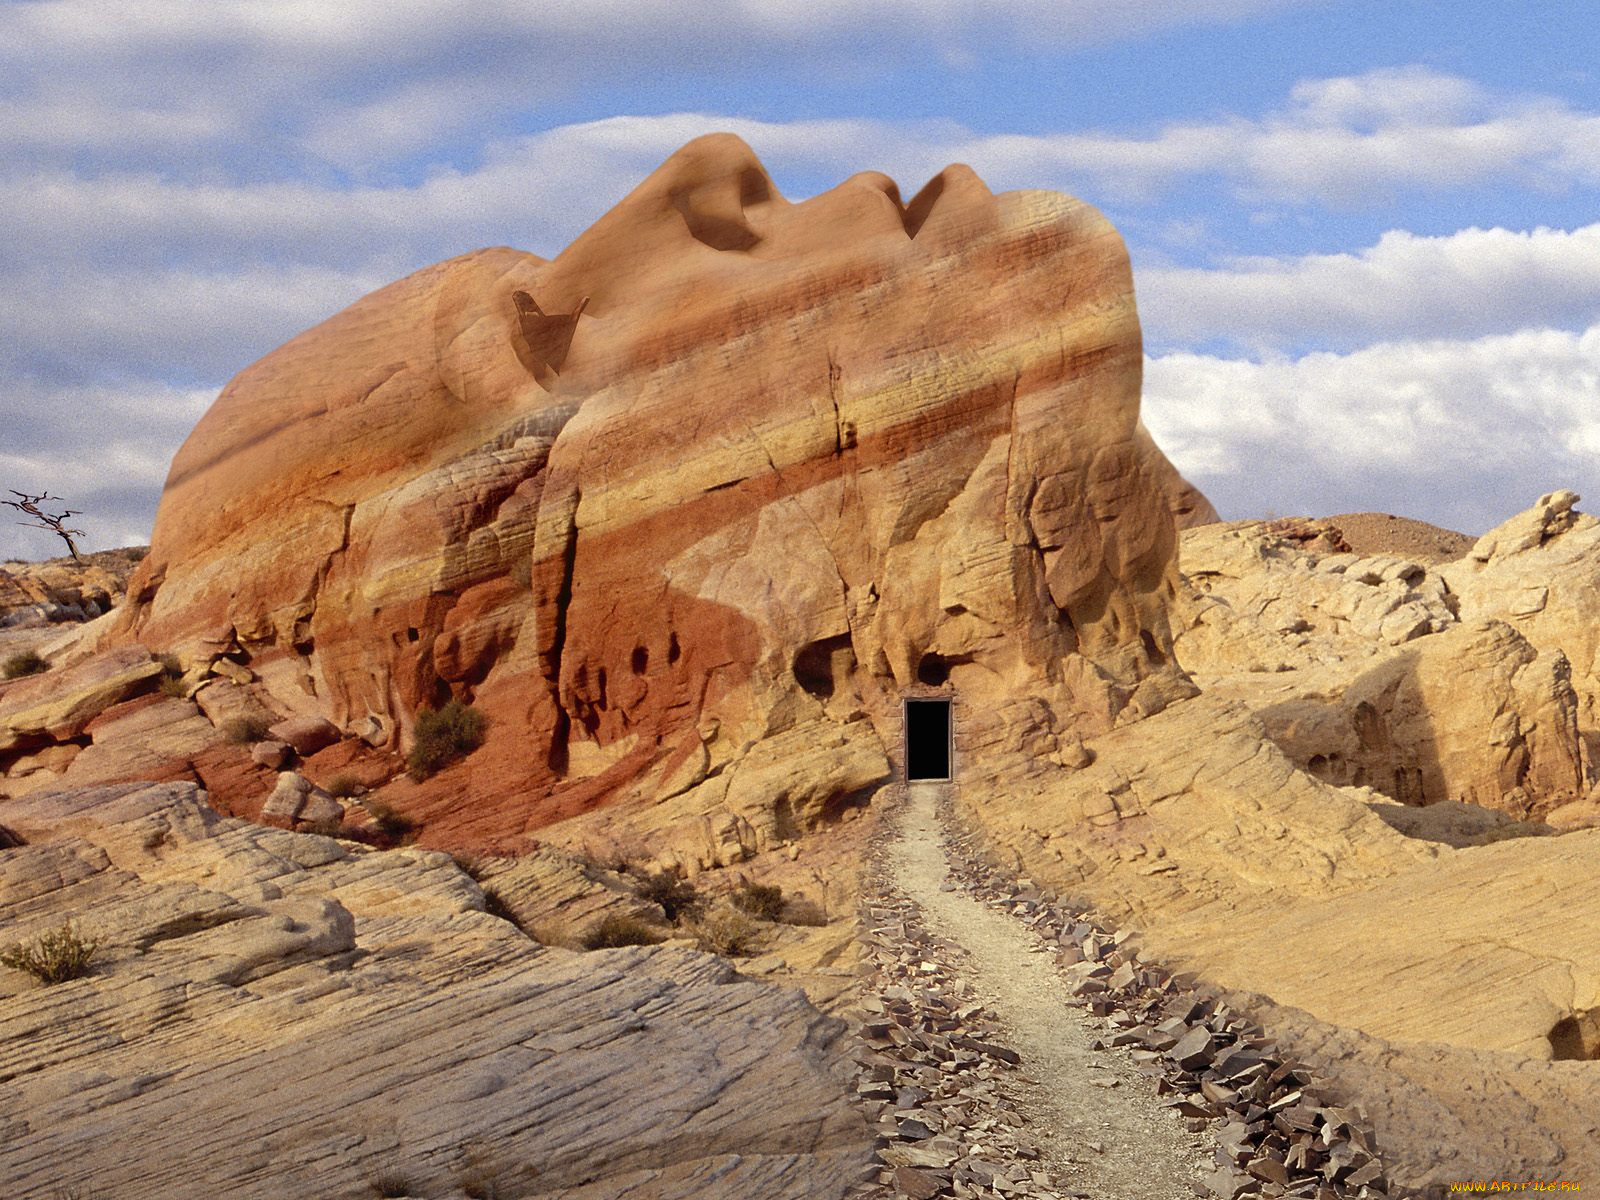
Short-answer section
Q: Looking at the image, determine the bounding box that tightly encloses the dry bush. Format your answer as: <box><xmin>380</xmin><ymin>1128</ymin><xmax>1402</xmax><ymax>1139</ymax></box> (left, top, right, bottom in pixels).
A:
<box><xmin>526</xmin><ymin>921</ymin><xmax>580</xmax><ymax>949</ymax></box>
<box><xmin>480</xmin><ymin>886</ymin><xmax>524</xmax><ymax>930</ymax></box>
<box><xmin>781</xmin><ymin>896</ymin><xmax>829</xmax><ymax>927</ymax></box>
<box><xmin>324</xmin><ymin>773</ymin><xmax>363</xmax><ymax>799</ymax></box>
<box><xmin>634</xmin><ymin>870</ymin><xmax>702</xmax><ymax>922</ymax></box>
<box><xmin>2</xmin><ymin>650</ymin><xmax>47</xmax><ymax>679</ymax></box>
<box><xmin>685</xmin><ymin>903</ymin><xmax>763</xmax><ymax>957</ymax></box>
<box><xmin>365</xmin><ymin>800</ymin><xmax>416</xmax><ymax>844</ymax></box>
<box><xmin>1</xmin><ymin>922</ymin><xmax>99</xmax><ymax>984</ymax></box>
<box><xmin>220</xmin><ymin>715</ymin><xmax>272</xmax><ymax>744</ymax></box>
<box><xmin>730</xmin><ymin>879</ymin><xmax>785</xmax><ymax>921</ymax></box>
<box><xmin>368</xmin><ymin>1173</ymin><xmax>414</xmax><ymax>1198</ymax></box>
<box><xmin>581</xmin><ymin>913</ymin><xmax>668</xmax><ymax>950</ymax></box>
<box><xmin>157</xmin><ymin>654</ymin><xmax>188</xmax><ymax>698</ymax></box>
<box><xmin>406</xmin><ymin>699</ymin><xmax>486</xmax><ymax>780</ymax></box>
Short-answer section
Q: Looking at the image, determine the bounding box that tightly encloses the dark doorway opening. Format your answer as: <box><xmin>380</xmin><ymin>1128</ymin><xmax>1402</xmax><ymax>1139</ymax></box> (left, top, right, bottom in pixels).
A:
<box><xmin>905</xmin><ymin>698</ymin><xmax>952</xmax><ymax>781</ymax></box>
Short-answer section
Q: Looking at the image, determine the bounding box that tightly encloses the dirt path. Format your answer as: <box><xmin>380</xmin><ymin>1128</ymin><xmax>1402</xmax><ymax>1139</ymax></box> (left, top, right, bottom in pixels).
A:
<box><xmin>886</xmin><ymin>782</ymin><xmax>1206</xmax><ymax>1200</ymax></box>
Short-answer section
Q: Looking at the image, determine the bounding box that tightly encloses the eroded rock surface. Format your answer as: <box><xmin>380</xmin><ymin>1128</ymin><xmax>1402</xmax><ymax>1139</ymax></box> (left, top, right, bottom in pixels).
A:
<box><xmin>945</xmin><ymin>496</ymin><xmax>1600</xmax><ymax>1190</ymax></box>
<box><xmin>102</xmin><ymin>134</ymin><xmax>1205</xmax><ymax>865</ymax></box>
<box><xmin>1175</xmin><ymin>511</ymin><xmax>1592</xmax><ymax>819</ymax></box>
<box><xmin>0</xmin><ymin>781</ymin><xmax>869</xmax><ymax>1199</ymax></box>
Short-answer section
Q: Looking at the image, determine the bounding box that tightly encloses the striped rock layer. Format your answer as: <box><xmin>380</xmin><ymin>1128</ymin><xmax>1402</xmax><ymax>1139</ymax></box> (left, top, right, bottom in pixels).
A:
<box><xmin>116</xmin><ymin>135</ymin><xmax>1207</xmax><ymax>855</ymax></box>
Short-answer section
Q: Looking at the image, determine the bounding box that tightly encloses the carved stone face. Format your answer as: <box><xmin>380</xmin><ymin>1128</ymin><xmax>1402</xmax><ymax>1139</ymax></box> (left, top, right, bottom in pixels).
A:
<box><xmin>126</xmin><ymin>134</ymin><xmax>1195</xmax><ymax>851</ymax></box>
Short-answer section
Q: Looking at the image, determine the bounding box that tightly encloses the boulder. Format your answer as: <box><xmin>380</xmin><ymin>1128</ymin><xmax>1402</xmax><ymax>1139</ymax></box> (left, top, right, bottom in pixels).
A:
<box><xmin>0</xmin><ymin>646</ymin><xmax>160</xmax><ymax>753</ymax></box>
<box><xmin>266</xmin><ymin>715</ymin><xmax>341</xmax><ymax>757</ymax></box>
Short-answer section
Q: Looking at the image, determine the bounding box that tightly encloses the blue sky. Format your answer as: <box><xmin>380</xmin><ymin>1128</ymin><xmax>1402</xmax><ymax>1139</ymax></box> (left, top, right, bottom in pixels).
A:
<box><xmin>2</xmin><ymin>0</ymin><xmax>1598</xmax><ymax>558</ymax></box>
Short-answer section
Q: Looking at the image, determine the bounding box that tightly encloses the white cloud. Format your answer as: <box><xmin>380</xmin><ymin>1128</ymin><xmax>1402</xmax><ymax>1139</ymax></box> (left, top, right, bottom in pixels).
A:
<box><xmin>0</xmin><ymin>0</ymin><xmax>1322</xmax><ymax>172</ymax></box>
<box><xmin>0</xmin><ymin>381</ymin><xmax>213</xmax><ymax>559</ymax></box>
<box><xmin>1138</xmin><ymin>223</ymin><xmax>1600</xmax><ymax>352</ymax></box>
<box><xmin>1143</xmin><ymin>325</ymin><xmax>1600</xmax><ymax>533</ymax></box>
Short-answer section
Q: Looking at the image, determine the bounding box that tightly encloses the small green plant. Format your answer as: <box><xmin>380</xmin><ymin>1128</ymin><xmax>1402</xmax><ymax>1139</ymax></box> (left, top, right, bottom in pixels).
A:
<box><xmin>365</xmin><ymin>800</ymin><xmax>417</xmax><ymax>844</ymax></box>
<box><xmin>220</xmin><ymin>714</ymin><xmax>273</xmax><ymax>744</ymax></box>
<box><xmin>406</xmin><ymin>699</ymin><xmax>486</xmax><ymax>781</ymax></box>
<box><xmin>730</xmin><ymin>878</ymin><xmax>785</xmax><ymax>921</ymax></box>
<box><xmin>581</xmin><ymin>913</ymin><xmax>668</xmax><ymax>950</ymax></box>
<box><xmin>1</xmin><ymin>922</ymin><xmax>99</xmax><ymax>984</ymax></box>
<box><xmin>685</xmin><ymin>903</ymin><xmax>762</xmax><ymax>958</ymax></box>
<box><xmin>634</xmin><ymin>870</ymin><xmax>702</xmax><ymax>922</ymax></box>
<box><xmin>2</xmin><ymin>650</ymin><xmax>47</xmax><ymax>679</ymax></box>
<box><xmin>324</xmin><ymin>773</ymin><xmax>362</xmax><ymax>799</ymax></box>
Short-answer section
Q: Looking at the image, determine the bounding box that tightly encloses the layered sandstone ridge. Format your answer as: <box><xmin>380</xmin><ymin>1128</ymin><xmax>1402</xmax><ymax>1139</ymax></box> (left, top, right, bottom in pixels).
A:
<box><xmin>0</xmin><ymin>781</ymin><xmax>869</xmax><ymax>1199</ymax></box>
<box><xmin>96</xmin><ymin>134</ymin><xmax>1203</xmax><ymax>859</ymax></box>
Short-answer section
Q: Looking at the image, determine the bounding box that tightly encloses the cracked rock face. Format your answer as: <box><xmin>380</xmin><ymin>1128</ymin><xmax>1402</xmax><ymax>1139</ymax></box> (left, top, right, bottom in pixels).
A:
<box><xmin>0</xmin><ymin>781</ymin><xmax>869</xmax><ymax>1200</ymax></box>
<box><xmin>113</xmin><ymin>134</ymin><xmax>1206</xmax><ymax>856</ymax></box>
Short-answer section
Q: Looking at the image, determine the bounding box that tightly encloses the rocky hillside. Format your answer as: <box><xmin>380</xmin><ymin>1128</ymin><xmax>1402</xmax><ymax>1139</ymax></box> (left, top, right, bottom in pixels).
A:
<box><xmin>955</xmin><ymin>489</ymin><xmax>1600</xmax><ymax>1188</ymax></box>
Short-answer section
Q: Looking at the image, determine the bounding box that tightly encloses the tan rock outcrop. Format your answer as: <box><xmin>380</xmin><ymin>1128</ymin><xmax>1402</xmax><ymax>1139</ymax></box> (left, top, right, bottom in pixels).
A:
<box><xmin>0</xmin><ymin>781</ymin><xmax>870</xmax><ymax>1199</ymax></box>
<box><xmin>952</xmin><ymin>693</ymin><xmax>1600</xmax><ymax>1188</ymax></box>
<box><xmin>0</xmin><ymin>547</ymin><xmax>143</xmax><ymax>629</ymax></box>
<box><xmin>1174</xmin><ymin>517</ymin><xmax>1589</xmax><ymax>818</ymax></box>
<box><xmin>110</xmin><ymin>135</ymin><xmax>1207</xmax><ymax>859</ymax></box>
<box><xmin>1443</xmin><ymin>490</ymin><xmax>1600</xmax><ymax>772</ymax></box>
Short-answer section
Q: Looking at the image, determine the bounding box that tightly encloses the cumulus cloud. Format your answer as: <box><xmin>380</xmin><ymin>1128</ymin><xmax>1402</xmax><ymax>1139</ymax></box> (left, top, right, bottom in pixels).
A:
<box><xmin>1143</xmin><ymin>324</ymin><xmax>1600</xmax><ymax>534</ymax></box>
<box><xmin>1138</xmin><ymin>223</ymin><xmax>1600</xmax><ymax>353</ymax></box>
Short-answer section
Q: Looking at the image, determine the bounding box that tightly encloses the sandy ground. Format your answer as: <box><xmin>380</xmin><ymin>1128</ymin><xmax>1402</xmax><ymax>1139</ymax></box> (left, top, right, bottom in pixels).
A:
<box><xmin>887</xmin><ymin>782</ymin><xmax>1207</xmax><ymax>1199</ymax></box>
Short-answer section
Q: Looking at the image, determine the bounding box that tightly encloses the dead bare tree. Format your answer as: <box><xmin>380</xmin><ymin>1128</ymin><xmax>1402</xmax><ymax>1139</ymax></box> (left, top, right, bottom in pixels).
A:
<box><xmin>4</xmin><ymin>491</ymin><xmax>86</xmax><ymax>561</ymax></box>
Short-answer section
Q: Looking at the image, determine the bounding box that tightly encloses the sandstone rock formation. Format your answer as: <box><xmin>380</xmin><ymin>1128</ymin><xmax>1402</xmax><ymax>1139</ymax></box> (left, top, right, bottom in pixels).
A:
<box><xmin>941</xmin><ymin>495</ymin><xmax>1600</xmax><ymax>1188</ymax></box>
<box><xmin>0</xmin><ymin>547</ymin><xmax>142</xmax><ymax>630</ymax></box>
<box><xmin>1174</xmin><ymin>513</ymin><xmax>1591</xmax><ymax>819</ymax></box>
<box><xmin>97</xmin><ymin>134</ymin><xmax>1204</xmax><ymax>865</ymax></box>
<box><xmin>0</xmin><ymin>780</ymin><xmax>870</xmax><ymax>1199</ymax></box>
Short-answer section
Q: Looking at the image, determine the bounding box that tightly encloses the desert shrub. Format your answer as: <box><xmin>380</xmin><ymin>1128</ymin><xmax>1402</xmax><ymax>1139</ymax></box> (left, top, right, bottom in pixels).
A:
<box><xmin>324</xmin><ymin>773</ymin><xmax>362</xmax><ymax>799</ymax></box>
<box><xmin>368</xmin><ymin>1173</ymin><xmax>414</xmax><ymax>1198</ymax></box>
<box><xmin>406</xmin><ymin>699</ymin><xmax>486</xmax><ymax>780</ymax></box>
<box><xmin>220</xmin><ymin>715</ymin><xmax>272</xmax><ymax>744</ymax></box>
<box><xmin>526</xmin><ymin>921</ymin><xmax>578</xmax><ymax>949</ymax></box>
<box><xmin>365</xmin><ymin>800</ymin><xmax>416</xmax><ymax>844</ymax></box>
<box><xmin>781</xmin><ymin>896</ymin><xmax>829</xmax><ymax>927</ymax></box>
<box><xmin>685</xmin><ymin>903</ymin><xmax>763</xmax><ymax>958</ymax></box>
<box><xmin>730</xmin><ymin>879</ymin><xmax>785</xmax><ymax>921</ymax></box>
<box><xmin>634</xmin><ymin>870</ymin><xmax>702</xmax><ymax>922</ymax></box>
<box><xmin>156</xmin><ymin>653</ymin><xmax>187</xmax><ymax>697</ymax></box>
<box><xmin>581</xmin><ymin>913</ymin><xmax>667</xmax><ymax>950</ymax></box>
<box><xmin>481</xmin><ymin>886</ymin><xmax>522</xmax><ymax>928</ymax></box>
<box><xmin>2</xmin><ymin>650</ymin><xmax>47</xmax><ymax>679</ymax></box>
<box><xmin>1</xmin><ymin>922</ymin><xmax>99</xmax><ymax>984</ymax></box>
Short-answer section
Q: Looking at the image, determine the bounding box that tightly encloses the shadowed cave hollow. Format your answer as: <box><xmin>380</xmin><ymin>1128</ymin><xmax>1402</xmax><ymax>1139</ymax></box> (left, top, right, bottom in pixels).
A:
<box><xmin>1548</xmin><ymin>1008</ymin><xmax>1600</xmax><ymax>1060</ymax></box>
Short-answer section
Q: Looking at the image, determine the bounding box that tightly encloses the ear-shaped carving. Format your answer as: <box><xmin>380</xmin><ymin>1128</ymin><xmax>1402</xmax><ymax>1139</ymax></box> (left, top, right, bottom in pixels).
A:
<box><xmin>513</xmin><ymin>291</ymin><xmax>588</xmax><ymax>380</ymax></box>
